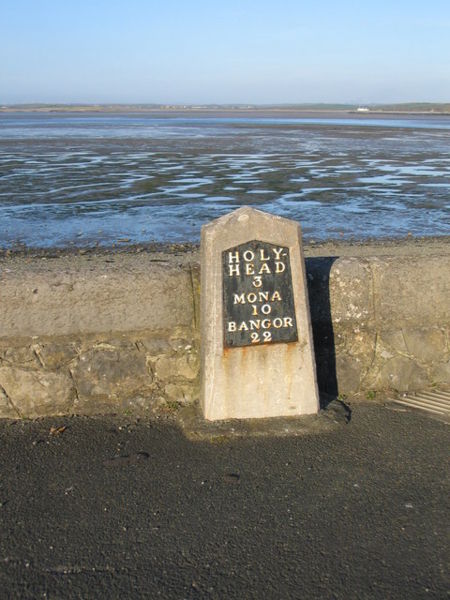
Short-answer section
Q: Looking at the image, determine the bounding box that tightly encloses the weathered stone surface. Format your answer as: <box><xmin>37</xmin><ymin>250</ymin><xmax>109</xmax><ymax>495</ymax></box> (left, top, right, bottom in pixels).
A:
<box><xmin>154</xmin><ymin>352</ymin><xmax>198</xmax><ymax>382</ymax></box>
<box><xmin>378</xmin><ymin>330</ymin><xmax>409</xmax><ymax>355</ymax></box>
<box><xmin>70</xmin><ymin>346</ymin><xmax>152</xmax><ymax>402</ymax></box>
<box><xmin>164</xmin><ymin>382</ymin><xmax>197</xmax><ymax>404</ymax></box>
<box><xmin>335</xmin><ymin>355</ymin><xmax>365</xmax><ymax>394</ymax></box>
<box><xmin>0</xmin><ymin>241</ymin><xmax>449</xmax><ymax>418</ymax></box>
<box><xmin>1</xmin><ymin>346</ymin><xmax>40</xmax><ymax>367</ymax></box>
<box><xmin>375</xmin><ymin>356</ymin><xmax>429</xmax><ymax>391</ymax></box>
<box><xmin>430</xmin><ymin>360</ymin><xmax>450</xmax><ymax>383</ymax></box>
<box><xmin>377</xmin><ymin>327</ymin><xmax>449</xmax><ymax>366</ymax></box>
<box><xmin>138</xmin><ymin>337</ymin><xmax>172</xmax><ymax>356</ymax></box>
<box><xmin>201</xmin><ymin>207</ymin><xmax>319</xmax><ymax>420</ymax></box>
<box><xmin>36</xmin><ymin>342</ymin><xmax>80</xmax><ymax>369</ymax></box>
<box><xmin>335</xmin><ymin>328</ymin><xmax>374</xmax><ymax>362</ymax></box>
<box><xmin>169</xmin><ymin>337</ymin><xmax>198</xmax><ymax>352</ymax></box>
<box><xmin>329</xmin><ymin>258</ymin><xmax>373</xmax><ymax>328</ymax></box>
<box><xmin>0</xmin><ymin>385</ymin><xmax>19</xmax><ymax>418</ymax></box>
<box><xmin>0</xmin><ymin>366</ymin><xmax>74</xmax><ymax>417</ymax></box>
<box><xmin>401</xmin><ymin>328</ymin><xmax>447</xmax><ymax>364</ymax></box>
<box><xmin>0</xmin><ymin>254</ymin><xmax>196</xmax><ymax>338</ymax></box>
<box><xmin>334</xmin><ymin>329</ymin><xmax>375</xmax><ymax>393</ymax></box>
<box><xmin>371</xmin><ymin>256</ymin><xmax>450</xmax><ymax>328</ymax></box>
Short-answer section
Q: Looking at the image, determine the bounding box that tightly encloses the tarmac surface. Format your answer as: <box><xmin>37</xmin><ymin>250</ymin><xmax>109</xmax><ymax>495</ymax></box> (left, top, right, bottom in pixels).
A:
<box><xmin>0</xmin><ymin>403</ymin><xmax>448</xmax><ymax>599</ymax></box>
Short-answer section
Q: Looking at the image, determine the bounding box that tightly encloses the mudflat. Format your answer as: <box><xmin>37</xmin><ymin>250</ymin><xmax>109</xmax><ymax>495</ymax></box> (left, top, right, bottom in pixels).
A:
<box><xmin>1</xmin><ymin>112</ymin><xmax>449</xmax><ymax>247</ymax></box>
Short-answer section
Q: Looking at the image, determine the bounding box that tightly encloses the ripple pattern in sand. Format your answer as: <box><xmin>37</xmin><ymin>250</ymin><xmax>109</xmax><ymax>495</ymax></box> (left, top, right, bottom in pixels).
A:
<box><xmin>0</xmin><ymin>116</ymin><xmax>449</xmax><ymax>246</ymax></box>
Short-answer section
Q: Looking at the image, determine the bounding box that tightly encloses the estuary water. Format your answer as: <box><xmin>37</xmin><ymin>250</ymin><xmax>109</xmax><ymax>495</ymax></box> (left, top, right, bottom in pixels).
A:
<box><xmin>0</xmin><ymin>112</ymin><xmax>449</xmax><ymax>247</ymax></box>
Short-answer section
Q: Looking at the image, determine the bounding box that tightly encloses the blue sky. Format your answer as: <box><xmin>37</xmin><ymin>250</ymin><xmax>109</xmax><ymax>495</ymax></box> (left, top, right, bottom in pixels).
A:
<box><xmin>1</xmin><ymin>0</ymin><xmax>449</xmax><ymax>104</ymax></box>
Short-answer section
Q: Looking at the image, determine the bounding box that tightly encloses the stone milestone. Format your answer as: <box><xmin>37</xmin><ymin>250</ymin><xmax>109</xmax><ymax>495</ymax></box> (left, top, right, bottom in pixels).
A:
<box><xmin>200</xmin><ymin>206</ymin><xmax>319</xmax><ymax>421</ymax></box>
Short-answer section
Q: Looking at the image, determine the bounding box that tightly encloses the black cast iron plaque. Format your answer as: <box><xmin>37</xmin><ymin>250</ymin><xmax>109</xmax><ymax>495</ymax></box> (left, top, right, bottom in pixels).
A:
<box><xmin>222</xmin><ymin>240</ymin><xmax>298</xmax><ymax>348</ymax></box>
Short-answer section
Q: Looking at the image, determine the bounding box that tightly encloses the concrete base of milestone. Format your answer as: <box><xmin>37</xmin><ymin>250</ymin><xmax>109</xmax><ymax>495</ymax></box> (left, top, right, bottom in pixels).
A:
<box><xmin>177</xmin><ymin>397</ymin><xmax>350</xmax><ymax>441</ymax></box>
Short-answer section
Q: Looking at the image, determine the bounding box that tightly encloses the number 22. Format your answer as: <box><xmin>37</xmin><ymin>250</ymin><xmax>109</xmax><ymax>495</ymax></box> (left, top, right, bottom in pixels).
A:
<box><xmin>251</xmin><ymin>331</ymin><xmax>272</xmax><ymax>343</ymax></box>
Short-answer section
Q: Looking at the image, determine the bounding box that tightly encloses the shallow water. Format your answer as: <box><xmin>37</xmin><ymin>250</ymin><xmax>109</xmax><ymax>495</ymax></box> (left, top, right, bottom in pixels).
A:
<box><xmin>0</xmin><ymin>113</ymin><xmax>449</xmax><ymax>247</ymax></box>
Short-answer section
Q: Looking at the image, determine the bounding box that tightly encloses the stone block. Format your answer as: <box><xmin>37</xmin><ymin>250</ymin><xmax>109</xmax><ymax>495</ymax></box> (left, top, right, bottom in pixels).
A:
<box><xmin>378</xmin><ymin>330</ymin><xmax>409</xmax><ymax>355</ymax></box>
<box><xmin>0</xmin><ymin>386</ymin><xmax>20</xmax><ymax>418</ymax></box>
<box><xmin>372</xmin><ymin>256</ymin><xmax>450</xmax><ymax>328</ymax></box>
<box><xmin>402</xmin><ymin>328</ymin><xmax>447</xmax><ymax>364</ymax></box>
<box><xmin>70</xmin><ymin>346</ymin><xmax>152</xmax><ymax>402</ymax></box>
<box><xmin>0</xmin><ymin>365</ymin><xmax>75</xmax><ymax>417</ymax></box>
<box><xmin>0</xmin><ymin>255</ymin><xmax>195</xmax><ymax>338</ymax></box>
<box><xmin>334</xmin><ymin>329</ymin><xmax>375</xmax><ymax>393</ymax></box>
<box><xmin>36</xmin><ymin>342</ymin><xmax>80</xmax><ymax>369</ymax></box>
<box><xmin>155</xmin><ymin>352</ymin><xmax>199</xmax><ymax>382</ymax></box>
<box><xmin>169</xmin><ymin>337</ymin><xmax>198</xmax><ymax>352</ymax></box>
<box><xmin>335</xmin><ymin>355</ymin><xmax>365</xmax><ymax>394</ymax></box>
<box><xmin>329</xmin><ymin>258</ymin><xmax>373</xmax><ymax>328</ymax></box>
<box><xmin>376</xmin><ymin>356</ymin><xmax>429</xmax><ymax>392</ymax></box>
<box><xmin>164</xmin><ymin>382</ymin><xmax>197</xmax><ymax>404</ymax></box>
<box><xmin>138</xmin><ymin>336</ymin><xmax>172</xmax><ymax>356</ymax></box>
<box><xmin>430</xmin><ymin>360</ymin><xmax>450</xmax><ymax>384</ymax></box>
<box><xmin>2</xmin><ymin>346</ymin><xmax>40</xmax><ymax>367</ymax></box>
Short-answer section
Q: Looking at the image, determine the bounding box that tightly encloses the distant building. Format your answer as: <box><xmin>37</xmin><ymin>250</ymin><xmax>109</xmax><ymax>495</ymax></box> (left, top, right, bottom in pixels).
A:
<box><xmin>357</xmin><ymin>107</ymin><xmax>370</xmax><ymax>112</ymax></box>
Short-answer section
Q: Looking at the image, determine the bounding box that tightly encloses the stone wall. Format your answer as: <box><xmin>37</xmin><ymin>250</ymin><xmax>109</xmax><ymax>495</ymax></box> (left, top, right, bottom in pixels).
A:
<box><xmin>0</xmin><ymin>243</ymin><xmax>449</xmax><ymax>417</ymax></box>
<box><xmin>309</xmin><ymin>254</ymin><xmax>450</xmax><ymax>397</ymax></box>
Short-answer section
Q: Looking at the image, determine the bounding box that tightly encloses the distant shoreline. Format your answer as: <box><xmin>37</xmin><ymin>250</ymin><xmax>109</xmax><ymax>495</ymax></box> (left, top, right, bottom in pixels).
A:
<box><xmin>1</xmin><ymin>103</ymin><xmax>450</xmax><ymax>116</ymax></box>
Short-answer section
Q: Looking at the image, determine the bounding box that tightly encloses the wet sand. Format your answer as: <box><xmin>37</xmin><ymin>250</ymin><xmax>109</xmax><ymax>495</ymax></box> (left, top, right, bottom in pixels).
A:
<box><xmin>2</xmin><ymin>237</ymin><xmax>449</xmax><ymax>266</ymax></box>
<box><xmin>1</xmin><ymin>112</ymin><xmax>449</xmax><ymax>248</ymax></box>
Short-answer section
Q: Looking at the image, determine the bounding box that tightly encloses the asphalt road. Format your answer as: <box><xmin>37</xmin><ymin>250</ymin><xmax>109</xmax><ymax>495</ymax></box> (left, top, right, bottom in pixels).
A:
<box><xmin>0</xmin><ymin>404</ymin><xmax>448</xmax><ymax>599</ymax></box>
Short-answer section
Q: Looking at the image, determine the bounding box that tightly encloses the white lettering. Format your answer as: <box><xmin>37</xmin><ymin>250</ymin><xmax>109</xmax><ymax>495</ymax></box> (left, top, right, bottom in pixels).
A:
<box><xmin>261</xmin><ymin>304</ymin><xmax>272</xmax><ymax>315</ymax></box>
<box><xmin>228</xmin><ymin>264</ymin><xmax>240</xmax><ymax>276</ymax></box>
<box><xmin>263</xmin><ymin>331</ymin><xmax>272</xmax><ymax>342</ymax></box>
<box><xmin>275</xmin><ymin>261</ymin><xmax>286</xmax><ymax>273</ymax></box>
<box><xmin>273</xmin><ymin>247</ymin><xmax>284</xmax><ymax>260</ymax></box>
<box><xmin>259</xmin><ymin>263</ymin><xmax>271</xmax><ymax>275</ymax></box>
<box><xmin>228</xmin><ymin>251</ymin><xmax>240</xmax><ymax>264</ymax></box>
<box><xmin>228</xmin><ymin>290</ymin><xmax>283</xmax><ymax>304</ymax></box>
<box><xmin>243</xmin><ymin>250</ymin><xmax>255</xmax><ymax>262</ymax></box>
<box><xmin>228</xmin><ymin>316</ymin><xmax>295</xmax><ymax>336</ymax></box>
<box><xmin>245</xmin><ymin>263</ymin><xmax>255</xmax><ymax>275</ymax></box>
<box><xmin>259</xmin><ymin>248</ymin><xmax>270</xmax><ymax>261</ymax></box>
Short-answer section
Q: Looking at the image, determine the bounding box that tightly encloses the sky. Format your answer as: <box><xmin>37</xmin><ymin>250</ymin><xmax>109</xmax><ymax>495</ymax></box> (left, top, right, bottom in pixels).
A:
<box><xmin>1</xmin><ymin>0</ymin><xmax>450</xmax><ymax>104</ymax></box>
